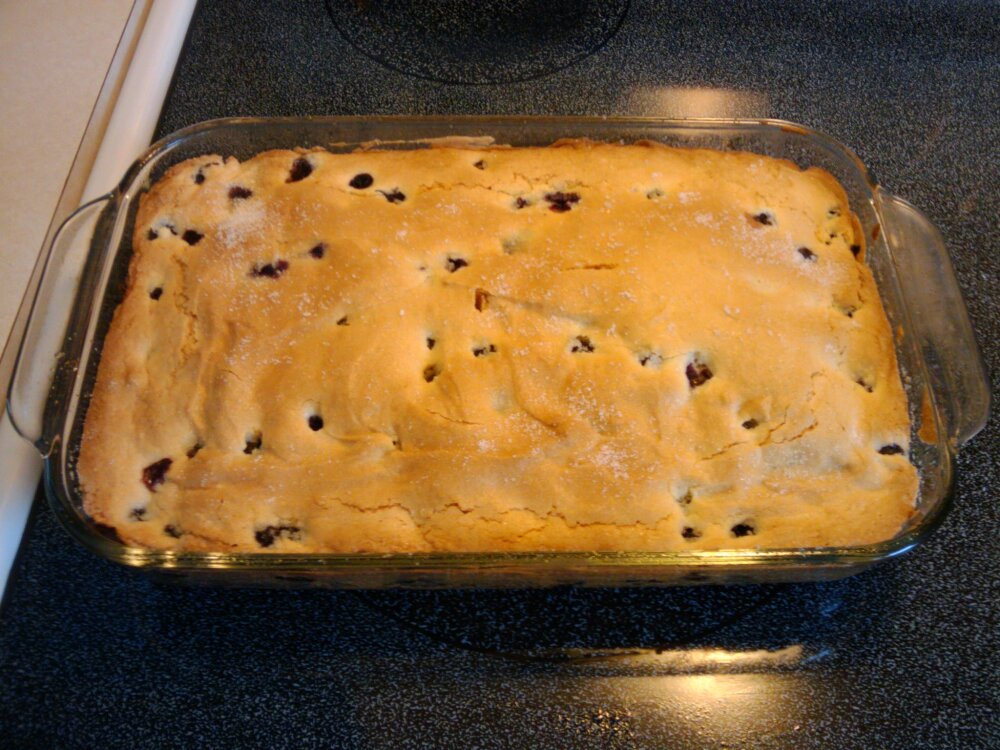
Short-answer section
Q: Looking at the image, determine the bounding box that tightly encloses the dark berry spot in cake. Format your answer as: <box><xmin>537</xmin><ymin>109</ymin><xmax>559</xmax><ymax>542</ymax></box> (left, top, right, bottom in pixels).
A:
<box><xmin>856</xmin><ymin>378</ymin><xmax>874</xmax><ymax>393</ymax></box>
<box><xmin>149</xmin><ymin>224</ymin><xmax>178</xmax><ymax>241</ymax></box>
<box><xmin>251</xmin><ymin>260</ymin><xmax>289</xmax><ymax>278</ymax></box>
<box><xmin>336</xmin><ymin>316</ymin><xmax>349</xmax><ymax>326</ymax></box>
<box><xmin>545</xmin><ymin>191</ymin><xmax>581</xmax><ymax>213</ymax></box>
<box><xmin>686</xmin><ymin>358</ymin><xmax>713</xmax><ymax>388</ymax></box>
<box><xmin>473</xmin><ymin>344</ymin><xmax>497</xmax><ymax>357</ymax></box>
<box><xmin>349</xmin><ymin>172</ymin><xmax>374</xmax><ymax>189</ymax></box>
<box><xmin>426</xmin><ymin>337</ymin><xmax>436</xmax><ymax>350</ymax></box>
<box><xmin>850</xmin><ymin>244</ymin><xmax>861</xmax><ymax>257</ymax></box>
<box><xmin>255</xmin><ymin>524</ymin><xmax>302</xmax><ymax>548</ymax></box>
<box><xmin>682</xmin><ymin>526</ymin><xmax>701</xmax><ymax>540</ymax></box>
<box><xmin>141</xmin><ymin>458</ymin><xmax>172</xmax><ymax>491</ymax></box>
<box><xmin>742</xmin><ymin>418</ymin><xmax>759</xmax><ymax>429</ymax></box>
<box><xmin>287</xmin><ymin>157</ymin><xmax>313</xmax><ymax>183</ymax></box>
<box><xmin>474</xmin><ymin>288</ymin><xmax>490</xmax><ymax>311</ymax></box>
<box><xmin>182</xmin><ymin>229</ymin><xmax>203</xmax><ymax>246</ymax></box>
<box><xmin>423</xmin><ymin>364</ymin><xmax>441</xmax><ymax>383</ymax></box>
<box><xmin>638</xmin><ymin>351</ymin><xmax>663</xmax><ymax>368</ymax></box>
<box><xmin>309</xmin><ymin>243</ymin><xmax>325</xmax><ymax>259</ymax></box>
<box><xmin>571</xmin><ymin>335</ymin><xmax>595</xmax><ymax>353</ymax></box>
<box><xmin>308</xmin><ymin>414</ymin><xmax>324</xmax><ymax>431</ymax></box>
<box><xmin>473</xmin><ymin>159</ymin><xmax>486</xmax><ymax>170</ymax></box>
<box><xmin>194</xmin><ymin>170</ymin><xmax>206</xmax><ymax>185</ymax></box>
<box><xmin>186</xmin><ymin>441</ymin><xmax>203</xmax><ymax>459</ymax></box>
<box><xmin>445</xmin><ymin>256</ymin><xmax>469</xmax><ymax>273</ymax></box>
<box><xmin>514</xmin><ymin>196</ymin><xmax>530</xmax><ymax>209</ymax></box>
<box><xmin>149</xmin><ymin>287</ymin><xmax>163</xmax><ymax>300</ymax></box>
<box><xmin>228</xmin><ymin>185</ymin><xmax>253</xmax><ymax>200</ymax></box>
<box><xmin>163</xmin><ymin>524</ymin><xmax>183</xmax><ymax>538</ymax></box>
<box><xmin>751</xmin><ymin>211</ymin><xmax>774</xmax><ymax>226</ymax></box>
<box><xmin>244</xmin><ymin>433</ymin><xmax>262</xmax><ymax>454</ymax></box>
<box><xmin>878</xmin><ymin>443</ymin><xmax>905</xmax><ymax>455</ymax></box>
<box><xmin>129</xmin><ymin>506</ymin><xmax>148</xmax><ymax>521</ymax></box>
<box><xmin>797</xmin><ymin>247</ymin><xmax>817</xmax><ymax>261</ymax></box>
<box><xmin>731</xmin><ymin>522</ymin><xmax>755</xmax><ymax>537</ymax></box>
<box><xmin>377</xmin><ymin>188</ymin><xmax>406</xmax><ymax>204</ymax></box>
<box><xmin>679</xmin><ymin>490</ymin><xmax>693</xmax><ymax>506</ymax></box>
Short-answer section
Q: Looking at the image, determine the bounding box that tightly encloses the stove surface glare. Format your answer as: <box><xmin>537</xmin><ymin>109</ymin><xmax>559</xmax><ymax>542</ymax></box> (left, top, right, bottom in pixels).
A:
<box><xmin>325</xmin><ymin>0</ymin><xmax>630</xmax><ymax>84</ymax></box>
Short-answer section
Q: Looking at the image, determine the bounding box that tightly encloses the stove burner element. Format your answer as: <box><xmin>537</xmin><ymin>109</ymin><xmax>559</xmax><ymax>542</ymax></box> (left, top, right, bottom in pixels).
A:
<box><xmin>358</xmin><ymin>585</ymin><xmax>778</xmax><ymax>662</ymax></box>
<box><xmin>325</xmin><ymin>0</ymin><xmax>630</xmax><ymax>85</ymax></box>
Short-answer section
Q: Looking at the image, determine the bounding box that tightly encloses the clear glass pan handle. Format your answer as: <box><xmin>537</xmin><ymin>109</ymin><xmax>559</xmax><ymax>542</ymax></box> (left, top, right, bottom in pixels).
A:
<box><xmin>6</xmin><ymin>195</ymin><xmax>112</xmax><ymax>453</ymax></box>
<box><xmin>878</xmin><ymin>190</ymin><xmax>991</xmax><ymax>446</ymax></box>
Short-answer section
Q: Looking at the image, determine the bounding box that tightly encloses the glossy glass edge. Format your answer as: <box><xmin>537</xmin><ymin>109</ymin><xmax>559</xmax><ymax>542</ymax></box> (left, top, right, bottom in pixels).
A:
<box><xmin>41</xmin><ymin>116</ymin><xmax>958</xmax><ymax>577</ymax></box>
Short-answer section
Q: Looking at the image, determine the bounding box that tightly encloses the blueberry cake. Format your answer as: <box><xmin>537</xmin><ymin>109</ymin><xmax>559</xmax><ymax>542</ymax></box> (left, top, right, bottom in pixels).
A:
<box><xmin>78</xmin><ymin>141</ymin><xmax>919</xmax><ymax>552</ymax></box>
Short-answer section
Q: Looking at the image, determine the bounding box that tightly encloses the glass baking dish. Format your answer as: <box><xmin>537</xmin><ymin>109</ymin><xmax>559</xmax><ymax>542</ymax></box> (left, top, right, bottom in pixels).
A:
<box><xmin>5</xmin><ymin>116</ymin><xmax>990</xmax><ymax>588</ymax></box>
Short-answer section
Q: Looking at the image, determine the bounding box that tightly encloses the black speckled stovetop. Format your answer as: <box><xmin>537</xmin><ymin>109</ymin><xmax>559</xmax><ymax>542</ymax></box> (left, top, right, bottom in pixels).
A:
<box><xmin>2</xmin><ymin>2</ymin><xmax>997</xmax><ymax>748</ymax></box>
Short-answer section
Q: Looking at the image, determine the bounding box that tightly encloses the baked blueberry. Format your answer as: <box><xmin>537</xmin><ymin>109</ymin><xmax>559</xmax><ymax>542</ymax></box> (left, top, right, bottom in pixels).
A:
<box><xmin>308</xmin><ymin>414</ymin><xmax>324</xmax><ymax>431</ymax></box>
<box><xmin>349</xmin><ymin>172</ymin><xmax>374</xmax><ymax>189</ymax></box>
<box><xmin>423</xmin><ymin>364</ymin><xmax>441</xmax><ymax>383</ymax></box>
<box><xmin>309</xmin><ymin>243</ymin><xmax>325</xmax><ymax>259</ymax></box>
<box><xmin>141</xmin><ymin>458</ymin><xmax>172</xmax><ymax>491</ymax></box>
<box><xmin>254</xmin><ymin>524</ymin><xmax>301</xmax><ymax>548</ymax></box>
<box><xmin>571</xmin><ymin>335</ymin><xmax>595</xmax><ymax>353</ymax></box>
<box><xmin>149</xmin><ymin>287</ymin><xmax>163</xmax><ymax>300</ymax></box>
<box><xmin>798</xmin><ymin>247</ymin><xmax>817</xmax><ymax>261</ymax></box>
<box><xmin>287</xmin><ymin>157</ymin><xmax>313</xmax><ymax>183</ymax></box>
<box><xmin>181</xmin><ymin>229</ymin><xmax>203</xmax><ymax>246</ymax></box>
<box><xmin>545</xmin><ymin>191</ymin><xmax>581</xmax><ymax>213</ymax></box>
<box><xmin>148</xmin><ymin>224</ymin><xmax>177</xmax><ymax>241</ymax></box>
<box><xmin>473</xmin><ymin>344</ymin><xmax>497</xmax><ymax>357</ymax></box>
<box><xmin>445</xmin><ymin>256</ymin><xmax>469</xmax><ymax>272</ymax></box>
<box><xmin>686</xmin><ymin>359</ymin><xmax>713</xmax><ymax>388</ymax></box>
<box><xmin>244</xmin><ymin>433</ymin><xmax>262</xmax><ymax>454</ymax></box>
<box><xmin>251</xmin><ymin>259</ymin><xmax>289</xmax><ymax>278</ymax></box>
<box><xmin>731</xmin><ymin>522</ymin><xmax>755</xmax><ymax>537</ymax></box>
<box><xmin>228</xmin><ymin>186</ymin><xmax>253</xmax><ymax>200</ymax></box>
<box><xmin>878</xmin><ymin>444</ymin><xmax>904</xmax><ymax>455</ymax></box>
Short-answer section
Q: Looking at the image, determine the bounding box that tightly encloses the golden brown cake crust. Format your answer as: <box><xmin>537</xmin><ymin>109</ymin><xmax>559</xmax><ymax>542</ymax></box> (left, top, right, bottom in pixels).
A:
<box><xmin>77</xmin><ymin>141</ymin><xmax>918</xmax><ymax>552</ymax></box>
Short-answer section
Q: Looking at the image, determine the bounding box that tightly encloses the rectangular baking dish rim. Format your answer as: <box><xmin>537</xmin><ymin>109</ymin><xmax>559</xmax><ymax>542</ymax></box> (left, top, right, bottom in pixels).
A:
<box><xmin>33</xmin><ymin>115</ymin><xmax>968</xmax><ymax>581</ymax></box>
